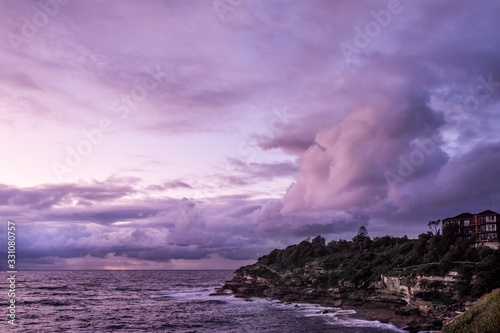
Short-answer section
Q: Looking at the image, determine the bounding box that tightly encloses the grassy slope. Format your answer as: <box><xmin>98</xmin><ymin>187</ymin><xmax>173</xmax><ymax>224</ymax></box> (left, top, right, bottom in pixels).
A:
<box><xmin>443</xmin><ymin>289</ymin><xmax>500</xmax><ymax>333</ymax></box>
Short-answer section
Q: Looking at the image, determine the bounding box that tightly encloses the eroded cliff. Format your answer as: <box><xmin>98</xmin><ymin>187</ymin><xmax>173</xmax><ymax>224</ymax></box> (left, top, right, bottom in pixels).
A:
<box><xmin>214</xmin><ymin>263</ymin><xmax>470</xmax><ymax>331</ymax></box>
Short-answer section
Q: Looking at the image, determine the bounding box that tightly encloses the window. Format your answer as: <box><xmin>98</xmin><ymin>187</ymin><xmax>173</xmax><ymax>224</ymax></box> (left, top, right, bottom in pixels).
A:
<box><xmin>488</xmin><ymin>233</ymin><xmax>497</xmax><ymax>240</ymax></box>
<box><xmin>463</xmin><ymin>220</ymin><xmax>470</xmax><ymax>227</ymax></box>
<box><xmin>480</xmin><ymin>225</ymin><xmax>486</xmax><ymax>232</ymax></box>
<box><xmin>486</xmin><ymin>224</ymin><xmax>497</xmax><ymax>232</ymax></box>
<box><xmin>464</xmin><ymin>228</ymin><xmax>471</xmax><ymax>234</ymax></box>
<box><xmin>480</xmin><ymin>234</ymin><xmax>487</xmax><ymax>240</ymax></box>
<box><xmin>487</xmin><ymin>216</ymin><xmax>496</xmax><ymax>222</ymax></box>
<box><xmin>479</xmin><ymin>217</ymin><xmax>486</xmax><ymax>223</ymax></box>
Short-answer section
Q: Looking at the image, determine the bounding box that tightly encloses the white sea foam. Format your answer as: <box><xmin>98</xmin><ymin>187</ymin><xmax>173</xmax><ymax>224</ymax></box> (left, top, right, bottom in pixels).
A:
<box><xmin>272</xmin><ymin>301</ymin><xmax>406</xmax><ymax>332</ymax></box>
<box><xmin>152</xmin><ymin>287</ymin><xmax>406</xmax><ymax>332</ymax></box>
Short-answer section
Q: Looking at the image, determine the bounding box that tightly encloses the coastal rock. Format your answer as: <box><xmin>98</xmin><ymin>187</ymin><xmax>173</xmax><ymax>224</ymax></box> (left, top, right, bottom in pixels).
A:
<box><xmin>211</xmin><ymin>263</ymin><xmax>474</xmax><ymax>330</ymax></box>
<box><xmin>332</xmin><ymin>299</ymin><xmax>342</xmax><ymax>307</ymax></box>
<box><xmin>395</xmin><ymin>306</ymin><xmax>420</xmax><ymax>316</ymax></box>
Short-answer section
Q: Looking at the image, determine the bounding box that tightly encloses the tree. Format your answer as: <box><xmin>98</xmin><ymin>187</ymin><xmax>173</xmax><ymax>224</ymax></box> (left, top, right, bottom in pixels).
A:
<box><xmin>356</xmin><ymin>226</ymin><xmax>368</xmax><ymax>239</ymax></box>
<box><xmin>312</xmin><ymin>235</ymin><xmax>326</xmax><ymax>246</ymax></box>
<box><xmin>352</xmin><ymin>226</ymin><xmax>371</xmax><ymax>250</ymax></box>
<box><xmin>442</xmin><ymin>222</ymin><xmax>459</xmax><ymax>250</ymax></box>
<box><xmin>428</xmin><ymin>220</ymin><xmax>441</xmax><ymax>235</ymax></box>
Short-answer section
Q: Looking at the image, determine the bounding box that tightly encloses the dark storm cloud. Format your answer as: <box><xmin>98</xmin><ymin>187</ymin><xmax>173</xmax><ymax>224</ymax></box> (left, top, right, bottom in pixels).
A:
<box><xmin>0</xmin><ymin>181</ymin><xmax>135</xmax><ymax>209</ymax></box>
<box><xmin>1</xmin><ymin>0</ymin><xmax>500</xmax><ymax>269</ymax></box>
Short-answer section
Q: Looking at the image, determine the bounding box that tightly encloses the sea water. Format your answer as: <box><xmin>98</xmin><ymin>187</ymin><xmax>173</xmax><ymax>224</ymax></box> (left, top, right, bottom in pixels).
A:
<box><xmin>0</xmin><ymin>270</ymin><xmax>404</xmax><ymax>332</ymax></box>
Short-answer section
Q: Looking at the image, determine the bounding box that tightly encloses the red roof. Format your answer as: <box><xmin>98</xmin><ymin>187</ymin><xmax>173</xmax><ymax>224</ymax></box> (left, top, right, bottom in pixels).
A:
<box><xmin>443</xmin><ymin>211</ymin><xmax>497</xmax><ymax>221</ymax></box>
<box><xmin>452</xmin><ymin>212</ymin><xmax>474</xmax><ymax>219</ymax></box>
<box><xmin>477</xmin><ymin>210</ymin><xmax>499</xmax><ymax>216</ymax></box>
<box><xmin>443</xmin><ymin>212</ymin><xmax>473</xmax><ymax>221</ymax></box>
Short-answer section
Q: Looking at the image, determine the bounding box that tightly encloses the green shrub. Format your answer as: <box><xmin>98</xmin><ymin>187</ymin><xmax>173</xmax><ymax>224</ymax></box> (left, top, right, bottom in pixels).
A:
<box><xmin>255</xmin><ymin>231</ymin><xmax>500</xmax><ymax>294</ymax></box>
<box><xmin>444</xmin><ymin>289</ymin><xmax>500</xmax><ymax>333</ymax></box>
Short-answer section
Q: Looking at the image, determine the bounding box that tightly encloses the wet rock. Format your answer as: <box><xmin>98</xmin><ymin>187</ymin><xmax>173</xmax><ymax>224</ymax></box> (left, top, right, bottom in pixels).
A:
<box><xmin>332</xmin><ymin>299</ymin><xmax>343</xmax><ymax>307</ymax></box>
<box><xmin>211</xmin><ymin>263</ymin><xmax>471</xmax><ymax>331</ymax></box>
<box><xmin>395</xmin><ymin>306</ymin><xmax>420</xmax><ymax>316</ymax></box>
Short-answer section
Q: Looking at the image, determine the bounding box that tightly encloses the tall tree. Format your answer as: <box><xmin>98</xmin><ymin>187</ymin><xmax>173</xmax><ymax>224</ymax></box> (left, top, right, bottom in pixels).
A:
<box><xmin>428</xmin><ymin>220</ymin><xmax>441</xmax><ymax>235</ymax></box>
<box><xmin>352</xmin><ymin>226</ymin><xmax>369</xmax><ymax>241</ymax></box>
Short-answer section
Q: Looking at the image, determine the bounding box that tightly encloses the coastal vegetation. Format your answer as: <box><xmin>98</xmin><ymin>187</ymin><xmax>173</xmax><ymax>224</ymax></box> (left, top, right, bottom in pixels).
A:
<box><xmin>443</xmin><ymin>289</ymin><xmax>500</xmax><ymax>333</ymax></box>
<box><xmin>216</xmin><ymin>226</ymin><xmax>500</xmax><ymax>331</ymax></box>
<box><xmin>255</xmin><ymin>226</ymin><xmax>500</xmax><ymax>298</ymax></box>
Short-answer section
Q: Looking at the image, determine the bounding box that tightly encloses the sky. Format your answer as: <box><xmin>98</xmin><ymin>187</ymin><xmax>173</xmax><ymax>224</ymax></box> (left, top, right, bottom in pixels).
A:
<box><xmin>1</xmin><ymin>0</ymin><xmax>500</xmax><ymax>270</ymax></box>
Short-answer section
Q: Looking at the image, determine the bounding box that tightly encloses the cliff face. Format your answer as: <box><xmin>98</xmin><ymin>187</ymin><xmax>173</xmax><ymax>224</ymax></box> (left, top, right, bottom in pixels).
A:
<box><xmin>213</xmin><ymin>262</ymin><xmax>472</xmax><ymax>331</ymax></box>
<box><xmin>212</xmin><ymin>234</ymin><xmax>500</xmax><ymax>331</ymax></box>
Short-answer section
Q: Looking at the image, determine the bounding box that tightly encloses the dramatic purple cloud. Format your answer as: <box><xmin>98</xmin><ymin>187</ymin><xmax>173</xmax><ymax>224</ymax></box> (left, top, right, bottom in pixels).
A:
<box><xmin>0</xmin><ymin>0</ymin><xmax>499</xmax><ymax>269</ymax></box>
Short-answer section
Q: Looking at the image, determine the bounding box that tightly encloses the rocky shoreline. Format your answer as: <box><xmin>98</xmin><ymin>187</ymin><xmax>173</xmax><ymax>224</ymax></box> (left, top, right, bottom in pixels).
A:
<box><xmin>210</xmin><ymin>264</ymin><xmax>471</xmax><ymax>332</ymax></box>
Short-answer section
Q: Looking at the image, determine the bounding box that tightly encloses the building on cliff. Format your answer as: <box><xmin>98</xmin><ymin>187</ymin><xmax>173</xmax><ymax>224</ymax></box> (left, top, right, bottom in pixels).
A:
<box><xmin>442</xmin><ymin>210</ymin><xmax>500</xmax><ymax>249</ymax></box>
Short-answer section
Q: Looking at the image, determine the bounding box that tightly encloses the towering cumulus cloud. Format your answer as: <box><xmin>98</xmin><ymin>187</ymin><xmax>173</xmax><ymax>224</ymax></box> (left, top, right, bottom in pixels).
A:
<box><xmin>280</xmin><ymin>67</ymin><xmax>447</xmax><ymax>213</ymax></box>
<box><xmin>262</xmin><ymin>0</ymin><xmax>500</xmax><ymax>229</ymax></box>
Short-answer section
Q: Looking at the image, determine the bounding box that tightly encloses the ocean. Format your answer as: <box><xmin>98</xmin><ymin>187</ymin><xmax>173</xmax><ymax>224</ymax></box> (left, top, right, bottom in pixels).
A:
<box><xmin>1</xmin><ymin>270</ymin><xmax>404</xmax><ymax>332</ymax></box>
